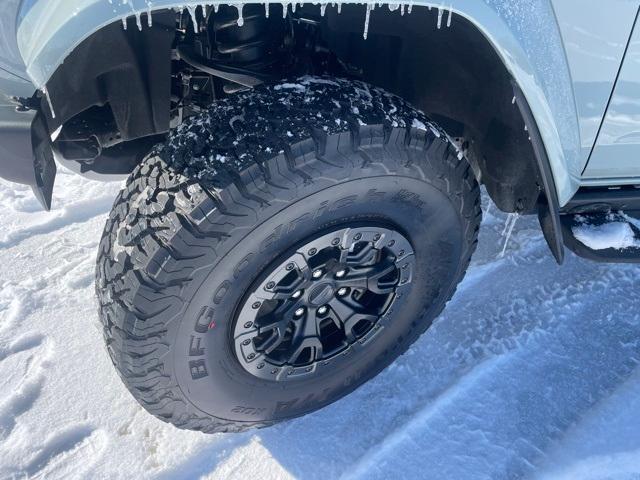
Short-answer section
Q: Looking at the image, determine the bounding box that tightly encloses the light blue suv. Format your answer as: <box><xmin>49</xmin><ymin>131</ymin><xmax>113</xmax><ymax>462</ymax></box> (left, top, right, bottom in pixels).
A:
<box><xmin>1</xmin><ymin>1</ymin><xmax>639</xmax><ymax>432</ymax></box>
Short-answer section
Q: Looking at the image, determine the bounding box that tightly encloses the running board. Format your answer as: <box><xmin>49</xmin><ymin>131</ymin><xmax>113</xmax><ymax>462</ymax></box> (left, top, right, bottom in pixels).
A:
<box><xmin>561</xmin><ymin>210</ymin><xmax>640</xmax><ymax>263</ymax></box>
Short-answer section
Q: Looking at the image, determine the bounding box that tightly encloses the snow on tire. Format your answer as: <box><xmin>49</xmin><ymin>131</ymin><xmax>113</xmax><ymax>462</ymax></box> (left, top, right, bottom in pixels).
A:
<box><xmin>95</xmin><ymin>76</ymin><xmax>482</xmax><ymax>433</ymax></box>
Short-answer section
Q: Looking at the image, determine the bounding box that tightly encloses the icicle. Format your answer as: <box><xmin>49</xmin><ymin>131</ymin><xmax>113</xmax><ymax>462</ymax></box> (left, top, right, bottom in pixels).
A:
<box><xmin>400</xmin><ymin>4</ymin><xmax>405</xmax><ymax>15</ymax></box>
<box><xmin>43</xmin><ymin>87</ymin><xmax>55</xmax><ymax>119</ymax></box>
<box><xmin>447</xmin><ymin>5</ymin><xmax>452</xmax><ymax>27</ymax></box>
<box><xmin>337</xmin><ymin>3</ymin><xmax>341</xmax><ymax>13</ymax></box>
<box><xmin>187</xmin><ymin>5</ymin><xmax>199</xmax><ymax>33</ymax></box>
<box><xmin>320</xmin><ymin>3</ymin><xmax>327</xmax><ymax>16</ymax></box>
<box><xmin>363</xmin><ymin>3</ymin><xmax>373</xmax><ymax>40</ymax></box>
<box><xmin>147</xmin><ymin>5</ymin><xmax>153</xmax><ymax>27</ymax></box>
<box><xmin>500</xmin><ymin>213</ymin><xmax>519</xmax><ymax>258</ymax></box>
<box><xmin>292</xmin><ymin>2</ymin><xmax>297</xmax><ymax>12</ymax></box>
<box><xmin>407</xmin><ymin>2</ymin><xmax>412</xmax><ymax>13</ymax></box>
<box><xmin>121</xmin><ymin>16</ymin><xmax>128</xmax><ymax>30</ymax></box>
<box><xmin>437</xmin><ymin>6</ymin><xmax>444</xmax><ymax>29</ymax></box>
<box><xmin>265</xmin><ymin>2</ymin><xmax>269</xmax><ymax>17</ymax></box>
<box><xmin>388</xmin><ymin>3</ymin><xmax>399</xmax><ymax>11</ymax></box>
<box><xmin>214</xmin><ymin>3</ymin><xmax>219</xmax><ymax>12</ymax></box>
<box><xmin>512</xmin><ymin>95</ymin><xmax>516</xmax><ymax>104</ymax></box>
<box><xmin>282</xmin><ymin>2</ymin><xmax>288</xmax><ymax>18</ymax></box>
<box><xmin>135</xmin><ymin>11</ymin><xmax>143</xmax><ymax>30</ymax></box>
<box><xmin>236</xmin><ymin>4</ymin><xmax>244</xmax><ymax>26</ymax></box>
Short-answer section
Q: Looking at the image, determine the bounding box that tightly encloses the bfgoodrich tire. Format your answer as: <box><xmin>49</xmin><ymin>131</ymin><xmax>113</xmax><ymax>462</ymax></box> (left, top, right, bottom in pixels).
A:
<box><xmin>96</xmin><ymin>77</ymin><xmax>481</xmax><ymax>433</ymax></box>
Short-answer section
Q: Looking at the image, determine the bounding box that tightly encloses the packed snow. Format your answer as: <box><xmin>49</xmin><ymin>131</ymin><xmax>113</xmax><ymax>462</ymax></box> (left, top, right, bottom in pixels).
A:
<box><xmin>573</xmin><ymin>214</ymin><xmax>640</xmax><ymax>251</ymax></box>
<box><xmin>1</xmin><ymin>169</ymin><xmax>640</xmax><ymax>479</ymax></box>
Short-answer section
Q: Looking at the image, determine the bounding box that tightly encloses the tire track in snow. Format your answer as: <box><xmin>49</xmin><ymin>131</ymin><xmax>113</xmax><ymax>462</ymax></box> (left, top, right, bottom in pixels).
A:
<box><xmin>339</xmin><ymin>266</ymin><xmax>640</xmax><ymax>480</ymax></box>
<box><xmin>0</xmin><ymin>333</ymin><xmax>44</xmax><ymax>363</ymax></box>
<box><xmin>1</xmin><ymin>172</ymin><xmax>639</xmax><ymax>479</ymax></box>
<box><xmin>0</xmin><ymin>195</ymin><xmax>117</xmax><ymax>250</ymax></box>
<box><xmin>23</xmin><ymin>424</ymin><xmax>107</xmax><ymax>479</ymax></box>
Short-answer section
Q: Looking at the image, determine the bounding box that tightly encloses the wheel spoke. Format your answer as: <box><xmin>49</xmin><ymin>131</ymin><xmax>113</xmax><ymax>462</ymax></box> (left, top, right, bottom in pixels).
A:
<box><xmin>288</xmin><ymin>310</ymin><xmax>323</xmax><ymax>364</ymax></box>
<box><xmin>343</xmin><ymin>313</ymin><xmax>378</xmax><ymax>342</ymax></box>
<box><xmin>346</xmin><ymin>242</ymin><xmax>377</xmax><ymax>265</ymax></box>
<box><xmin>328</xmin><ymin>295</ymin><xmax>363</xmax><ymax>323</ymax></box>
<box><xmin>334</xmin><ymin>261</ymin><xmax>397</xmax><ymax>294</ymax></box>
<box><xmin>259</xmin><ymin>327</ymin><xmax>287</xmax><ymax>354</ymax></box>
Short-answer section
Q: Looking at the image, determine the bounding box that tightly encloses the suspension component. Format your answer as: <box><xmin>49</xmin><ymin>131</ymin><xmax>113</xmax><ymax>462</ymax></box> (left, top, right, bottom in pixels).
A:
<box><xmin>208</xmin><ymin>4</ymin><xmax>292</xmax><ymax>82</ymax></box>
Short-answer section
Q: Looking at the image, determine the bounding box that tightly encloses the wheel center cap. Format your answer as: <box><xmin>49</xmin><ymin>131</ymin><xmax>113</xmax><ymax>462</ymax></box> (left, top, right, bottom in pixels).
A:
<box><xmin>308</xmin><ymin>283</ymin><xmax>335</xmax><ymax>306</ymax></box>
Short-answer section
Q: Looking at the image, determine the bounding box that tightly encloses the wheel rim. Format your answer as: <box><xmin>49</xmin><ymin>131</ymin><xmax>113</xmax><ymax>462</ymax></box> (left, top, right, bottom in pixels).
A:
<box><xmin>232</xmin><ymin>226</ymin><xmax>416</xmax><ymax>382</ymax></box>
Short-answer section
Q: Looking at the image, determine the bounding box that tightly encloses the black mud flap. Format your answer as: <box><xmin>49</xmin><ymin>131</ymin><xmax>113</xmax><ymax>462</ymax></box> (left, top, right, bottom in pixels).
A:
<box><xmin>512</xmin><ymin>82</ymin><xmax>565</xmax><ymax>264</ymax></box>
<box><xmin>0</xmin><ymin>108</ymin><xmax>56</xmax><ymax>210</ymax></box>
<box><xmin>31</xmin><ymin>112</ymin><xmax>57</xmax><ymax>210</ymax></box>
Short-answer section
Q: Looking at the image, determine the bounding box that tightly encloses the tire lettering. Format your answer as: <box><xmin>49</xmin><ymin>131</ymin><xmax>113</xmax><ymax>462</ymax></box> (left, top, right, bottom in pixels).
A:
<box><xmin>231</xmin><ymin>406</ymin><xmax>267</xmax><ymax>415</ymax></box>
<box><xmin>260</xmin><ymin>225</ymin><xmax>282</xmax><ymax>252</ymax></box>
<box><xmin>329</xmin><ymin>194</ymin><xmax>358</xmax><ymax>211</ymax></box>
<box><xmin>234</xmin><ymin>253</ymin><xmax>254</xmax><ymax>277</ymax></box>
<box><xmin>194</xmin><ymin>306</ymin><xmax>214</xmax><ymax>334</ymax></box>
<box><xmin>189</xmin><ymin>359</ymin><xmax>208</xmax><ymax>380</ymax></box>
<box><xmin>189</xmin><ymin>335</ymin><xmax>205</xmax><ymax>356</ymax></box>
<box><xmin>213</xmin><ymin>280</ymin><xmax>231</xmax><ymax>304</ymax></box>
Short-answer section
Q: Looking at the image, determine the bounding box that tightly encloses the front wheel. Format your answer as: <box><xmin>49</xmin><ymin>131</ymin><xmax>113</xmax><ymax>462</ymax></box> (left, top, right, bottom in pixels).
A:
<box><xmin>95</xmin><ymin>77</ymin><xmax>481</xmax><ymax>433</ymax></box>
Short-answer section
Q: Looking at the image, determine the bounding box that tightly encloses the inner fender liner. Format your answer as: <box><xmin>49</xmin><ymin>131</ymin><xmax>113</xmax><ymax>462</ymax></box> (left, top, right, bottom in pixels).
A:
<box><xmin>40</xmin><ymin>11</ymin><xmax>175</xmax><ymax>141</ymax></box>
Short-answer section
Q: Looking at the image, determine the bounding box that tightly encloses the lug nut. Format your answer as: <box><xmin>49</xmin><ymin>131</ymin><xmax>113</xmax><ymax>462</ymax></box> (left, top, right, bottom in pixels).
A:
<box><xmin>294</xmin><ymin>307</ymin><xmax>306</xmax><ymax>317</ymax></box>
<box><xmin>332</xmin><ymin>238</ymin><xmax>341</xmax><ymax>246</ymax></box>
<box><xmin>252</xmin><ymin>301</ymin><xmax>261</xmax><ymax>309</ymax></box>
<box><xmin>318</xmin><ymin>305</ymin><xmax>328</xmax><ymax>315</ymax></box>
<box><xmin>286</xmin><ymin>263</ymin><xmax>295</xmax><ymax>271</ymax></box>
<box><xmin>308</xmin><ymin>248</ymin><xmax>317</xmax><ymax>256</ymax></box>
<box><xmin>266</xmin><ymin>281</ymin><xmax>275</xmax><ymax>290</ymax></box>
<box><xmin>242</xmin><ymin>339</ymin><xmax>251</xmax><ymax>346</ymax></box>
<box><xmin>354</xmin><ymin>233</ymin><xmax>362</xmax><ymax>241</ymax></box>
<box><xmin>291</xmin><ymin>289</ymin><xmax>303</xmax><ymax>299</ymax></box>
<box><xmin>312</xmin><ymin>269</ymin><xmax>323</xmax><ymax>279</ymax></box>
<box><xmin>337</xmin><ymin>287</ymin><xmax>348</xmax><ymax>296</ymax></box>
<box><xmin>335</xmin><ymin>269</ymin><xmax>346</xmax><ymax>278</ymax></box>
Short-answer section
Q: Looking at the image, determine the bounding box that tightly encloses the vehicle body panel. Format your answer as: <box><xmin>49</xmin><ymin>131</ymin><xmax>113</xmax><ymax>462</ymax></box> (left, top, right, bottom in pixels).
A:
<box><xmin>0</xmin><ymin>0</ymin><xmax>33</xmax><ymax>102</ymax></box>
<box><xmin>551</xmin><ymin>1</ymin><xmax>638</xmax><ymax>166</ymax></box>
<box><xmin>583</xmin><ymin>13</ymin><xmax>640</xmax><ymax>181</ymax></box>
<box><xmin>0</xmin><ymin>0</ymin><xmax>27</xmax><ymax>76</ymax></box>
<box><xmin>1</xmin><ymin>0</ymin><xmax>639</xmax><ymax>207</ymax></box>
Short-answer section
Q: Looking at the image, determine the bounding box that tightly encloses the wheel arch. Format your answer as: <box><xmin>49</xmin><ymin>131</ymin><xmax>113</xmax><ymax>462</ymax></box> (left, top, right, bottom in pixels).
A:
<box><xmin>16</xmin><ymin>1</ymin><xmax>576</xmax><ymax>261</ymax></box>
<box><xmin>17</xmin><ymin>0</ymin><xmax>581</xmax><ymax>204</ymax></box>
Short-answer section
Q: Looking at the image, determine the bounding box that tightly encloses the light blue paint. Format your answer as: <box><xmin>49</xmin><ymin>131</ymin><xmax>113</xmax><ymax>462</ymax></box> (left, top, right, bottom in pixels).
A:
<box><xmin>551</xmin><ymin>0</ymin><xmax>638</xmax><ymax>165</ymax></box>
<box><xmin>583</xmin><ymin>10</ymin><xmax>640</xmax><ymax>182</ymax></box>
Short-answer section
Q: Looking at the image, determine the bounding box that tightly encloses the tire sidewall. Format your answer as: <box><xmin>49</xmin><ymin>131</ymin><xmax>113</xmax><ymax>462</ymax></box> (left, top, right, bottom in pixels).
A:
<box><xmin>171</xmin><ymin>168</ymin><xmax>465</xmax><ymax>423</ymax></box>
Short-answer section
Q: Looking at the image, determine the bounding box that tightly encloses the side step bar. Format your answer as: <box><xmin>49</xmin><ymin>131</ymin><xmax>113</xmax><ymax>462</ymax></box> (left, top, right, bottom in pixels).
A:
<box><xmin>561</xmin><ymin>186</ymin><xmax>640</xmax><ymax>263</ymax></box>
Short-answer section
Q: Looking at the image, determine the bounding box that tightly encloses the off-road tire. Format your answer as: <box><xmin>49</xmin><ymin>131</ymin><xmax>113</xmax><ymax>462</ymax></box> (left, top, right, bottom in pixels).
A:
<box><xmin>95</xmin><ymin>77</ymin><xmax>481</xmax><ymax>433</ymax></box>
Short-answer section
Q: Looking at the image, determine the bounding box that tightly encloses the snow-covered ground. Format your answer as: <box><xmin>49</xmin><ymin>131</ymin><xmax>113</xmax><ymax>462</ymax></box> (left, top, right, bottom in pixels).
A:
<box><xmin>0</xmin><ymin>167</ymin><xmax>639</xmax><ymax>480</ymax></box>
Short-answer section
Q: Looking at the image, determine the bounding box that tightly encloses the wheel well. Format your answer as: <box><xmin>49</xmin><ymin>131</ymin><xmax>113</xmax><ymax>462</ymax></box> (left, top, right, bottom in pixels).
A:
<box><xmin>43</xmin><ymin>3</ymin><xmax>542</xmax><ymax>214</ymax></box>
<box><xmin>322</xmin><ymin>5</ymin><xmax>542</xmax><ymax>213</ymax></box>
